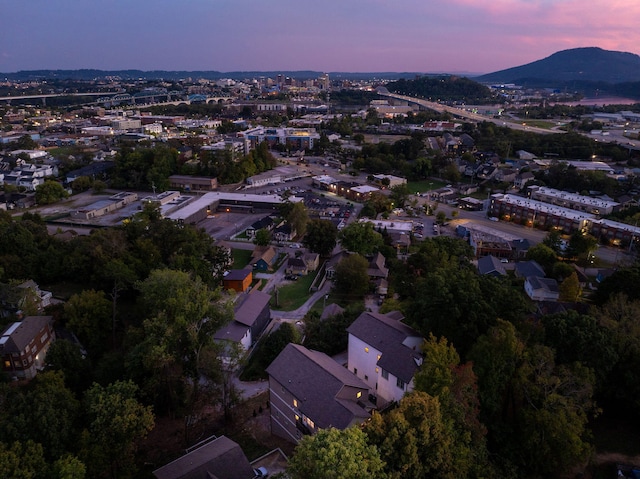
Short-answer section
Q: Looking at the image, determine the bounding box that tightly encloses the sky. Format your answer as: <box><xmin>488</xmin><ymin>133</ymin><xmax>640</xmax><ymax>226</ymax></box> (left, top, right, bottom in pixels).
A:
<box><xmin>2</xmin><ymin>0</ymin><xmax>640</xmax><ymax>75</ymax></box>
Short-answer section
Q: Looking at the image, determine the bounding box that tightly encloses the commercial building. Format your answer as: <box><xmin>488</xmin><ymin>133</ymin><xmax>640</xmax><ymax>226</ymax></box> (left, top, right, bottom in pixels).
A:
<box><xmin>529</xmin><ymin>186</ymin><xmax>619</xmax><ymax>215</ymax></box>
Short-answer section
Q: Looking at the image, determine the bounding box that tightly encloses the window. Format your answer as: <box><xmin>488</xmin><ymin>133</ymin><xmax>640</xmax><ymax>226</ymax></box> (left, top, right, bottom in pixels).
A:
<box><xmin>293</xmin><ymin>399</ymin><xmax>298</xmax><ymax>408</ymax></box>
<box><xmin>364</xmin><ymin>347</ymin><xmax>369</xmax><ymax>353</ymax></box>
<box><xmin>377</xmin><ymin>354</ymin><xmax>381</xmax><ymax>361</ymax></box>
<box><xmin>375</xmin><ymin>367</ymin><xmax>379</xmax><ymax>373</ymax></box>
<box><xmin>354</xmin><ymin>368</ymin><xmax>357</xmax><ymax>375</ymax></box>
<box><xmin>356</xmin><ymin>391</ymin><xmax>362</xmax><ymax>399</ymax></box>
<box><xmin>381</xmin><ymin>369</ymin><xmax>389</xmax><ymax>380</ymax></box>
<box><xmin>4</xmin><ymin>360</ymin><xmax>10</xmax><ymax>368</ymax></box>
<box><xmin>364</xmin><ymin>375</ymin><xmax>368</xmax><ymax>381</ymax></box>
<box><xmin>397</xmin><ymin>378</ymin><xmax>405</xmax><ymax>390</ymax></box>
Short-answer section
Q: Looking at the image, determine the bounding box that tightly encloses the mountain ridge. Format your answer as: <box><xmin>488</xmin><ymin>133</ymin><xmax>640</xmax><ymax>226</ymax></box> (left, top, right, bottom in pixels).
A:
<box><xmin>476</xmin><ymin>47</ymin><xmax>640</xmax><ymax>84</ymax></box>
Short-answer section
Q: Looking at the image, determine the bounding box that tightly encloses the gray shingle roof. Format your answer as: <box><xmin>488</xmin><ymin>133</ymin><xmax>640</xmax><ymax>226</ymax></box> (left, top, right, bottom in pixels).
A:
<box><xmin>347</xmin><ymin>312</ymin><xmax>422</xmax><ymax>383</ymax></box>
<box><xmin>514</xmin><ymin>260</ymin><xmax>545</xmax><ymax>278</ymax></box>
<box><xmin>152</xmin><ymin>435</ymin><xmax>254</xmax><ymax>479</ymax></box>
<box><xmin>477</xmin><ymin>255</ymin><xmax>506</xmax><ymax>276</ymax></box>
<box><xmin>266</xmin><ymin>344</ymin><xmax>370</xmax><ymax>429</ymax></box>
<box><xmin>234</xmin><ymin>291</ymin><xmax>270</xmax><ymax>327</ymax></box>
<box><xmin>0</xmin><ymin>316</ymin><xmax>51</xmax><ymax>354</ymax></box>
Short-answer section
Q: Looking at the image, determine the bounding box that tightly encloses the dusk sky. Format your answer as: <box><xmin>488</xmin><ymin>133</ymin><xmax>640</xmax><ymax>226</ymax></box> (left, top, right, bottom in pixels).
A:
<box><xmin>2</xmin><ymin>0</ymin><xmax>639</xmax><ymax>75</ymax></box>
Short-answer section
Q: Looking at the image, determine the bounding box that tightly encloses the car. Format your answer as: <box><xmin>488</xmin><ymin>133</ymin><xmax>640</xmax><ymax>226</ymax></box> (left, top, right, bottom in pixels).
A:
<box><xmin>254</xmin><ymin>466</ymin><xmax>269</xmax><ymax>477</ymax></box>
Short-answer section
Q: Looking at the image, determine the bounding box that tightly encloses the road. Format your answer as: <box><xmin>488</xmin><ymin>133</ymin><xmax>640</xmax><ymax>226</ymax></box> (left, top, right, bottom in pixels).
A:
<box><xmin>379</xmin><ymin>92</ymin><xmax>558</xmax><ymax>135</ymax></box>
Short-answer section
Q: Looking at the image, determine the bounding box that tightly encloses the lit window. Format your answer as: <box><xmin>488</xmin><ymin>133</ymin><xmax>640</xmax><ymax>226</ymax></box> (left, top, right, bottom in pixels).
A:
<box><xmin>364</xmin><ymin>347</ymin><xmax>369</xmax><ymax>353</ymax></box>
<box><xmin>293</xmin><ymin>399</ymin><xmax>298</xmax><ymax>408</ymax></box>
<box><xmin>356</xmin><ymin>391</ymin><xmax>362</xmax><ymax>399</ymax></box>
<box><xmin>377</xmin><ymin>354</ymin><xmax>381</xmax><ymax>361</ymax></box>
<box><xmin>375</xmin><ymin>367</ymin><xmax>379</xmax><ymax>373</ymax></box>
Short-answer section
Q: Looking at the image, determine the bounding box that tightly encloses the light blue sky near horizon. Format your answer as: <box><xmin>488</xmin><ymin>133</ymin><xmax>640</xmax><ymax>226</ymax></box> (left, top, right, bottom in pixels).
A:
<box><xmin>2</xmin><ymin>0</ymin><xmax>639</xmax><ymax>74</ymax></box>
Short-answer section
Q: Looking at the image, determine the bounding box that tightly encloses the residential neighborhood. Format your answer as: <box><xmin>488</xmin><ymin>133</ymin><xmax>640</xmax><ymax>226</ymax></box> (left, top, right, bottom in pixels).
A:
<box><xmin>2</xmin><ymin>66</ymin><xmax>640</xmax><ymax>479</ymax></box>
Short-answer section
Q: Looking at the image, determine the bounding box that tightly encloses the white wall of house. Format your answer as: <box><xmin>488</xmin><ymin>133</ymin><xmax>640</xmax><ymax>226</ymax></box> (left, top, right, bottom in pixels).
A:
<box><xmin>377</xmin><ymin>369</ymin><xmax>413</xmax><ymax>405</ymax></box>
<box><xmin>347</xmin><ymin>334</ymin><xmax>382</xmax><ymax>395</ymax></box>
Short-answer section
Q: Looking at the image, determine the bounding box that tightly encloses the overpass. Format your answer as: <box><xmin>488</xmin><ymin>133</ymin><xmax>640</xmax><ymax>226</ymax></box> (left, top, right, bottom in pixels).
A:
<box><xmin>0</xmin><ymin>91</ymin><xmax>121</xmax><ymax>105</ymax></box>
<box><xmin>378</xmin><ymin>91</ymin><xmax>559</xmax><ymax>135</ymax></box>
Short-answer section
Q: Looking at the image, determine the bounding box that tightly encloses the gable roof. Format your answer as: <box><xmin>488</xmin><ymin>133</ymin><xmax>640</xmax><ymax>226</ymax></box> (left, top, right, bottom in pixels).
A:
<box><xmin>527</xmin><ymin>276</ymin><xmax>559</xmax><ymax>293</ymax></box>
<box><xmin>251</xmin><ymin>245</ymin><xmax>276</xmax><ymax>265</ymax></box>
<box><xmin>234</xmin><ymin>291</ymin><xmax>271</xmax><ymax>327</ymax></box>
<box><xmin>347</xmin><ymin>311</ymin><xmax>422</xmax><ymax>383</ymax></box>
<box><xmin>477</xmin><ymin>255</ymin><xmax>507</xmax><ymax>276</ymax></box>
<box><xmin>266</xmin><ymin>344</ymin><xmax>370</xmax><ymax>429</ymax></box>
<box><xmin>152</xmin><ymin>435</ymin><xmax>254</xmax><ymax>479</ymax></box>
<box><xmin>287</xmin><ymin>257</ymin><xmax>307</xmax><ymax>269</ymax></box>
<box><xmin>367</xmin><ymin>252</ymin><xmax>389</xmax><ymax>278</ymax></box>
<box><xmin>0</xmin><ymin>316</ymin><xmax>52</xmax><ymax>354</ymax></box>
<box><xmin>320</xmin><ymin>303</ymin><xmax>345</xmax><ymax>321</ymax></box>
<box><xmin>514</xmin><ymin>260</ymin><xmax>545</xmax><ymax>278</ymax></box>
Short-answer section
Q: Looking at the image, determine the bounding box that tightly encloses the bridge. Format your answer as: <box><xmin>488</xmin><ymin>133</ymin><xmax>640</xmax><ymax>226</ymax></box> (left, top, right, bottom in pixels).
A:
<box><xmin>119</xmin><ymin>95</ymin><xmax>235</xmax><ymax>109</ymax></box>
<box><xmin>377</xmin><ymin>90</ymin><xmax>559</xmax><ymax>135</ymax></box>
<box><xmin>0</xmin><ymin>91</ymin><xmax>123</xmax><ymax>105</ymax></box>
<box><xmin>0</xmin><ymin>91</ymin><xmax>233</xmax><ymax>108</ymax></box>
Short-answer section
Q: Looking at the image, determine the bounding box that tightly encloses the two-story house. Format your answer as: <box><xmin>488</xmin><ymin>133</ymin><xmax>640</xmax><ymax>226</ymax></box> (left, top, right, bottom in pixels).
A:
<box><xmin>266</xmin><ymin>343</ymin><xmax>371</xmax><ymax>444</ymax></box>
<box><xmin>0</xmin><ymin>315</ymin><xmax>55</xmax><ymax>379</ymax></box>
<box><xmin>346</xmin><ymin>311</ymin><xmax>423</xmax><ymax>408</ymax></box>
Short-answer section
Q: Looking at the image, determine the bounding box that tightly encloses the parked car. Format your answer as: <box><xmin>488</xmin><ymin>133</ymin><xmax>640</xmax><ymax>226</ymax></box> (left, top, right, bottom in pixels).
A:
<box><xmin>254</xmin><ymin>466</ymin><xmax>269</xmax><ymax>477</ymax></box>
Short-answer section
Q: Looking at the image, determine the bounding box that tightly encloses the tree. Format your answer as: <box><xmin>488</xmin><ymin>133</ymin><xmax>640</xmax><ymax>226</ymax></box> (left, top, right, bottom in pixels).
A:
<box><xmin>253</xmin><ymin>228</ymin><xmax>271</xmax><ymax>246</ymax></box>
<box><xmin>566</xmin><ymin>230</ymin><xmax>598</xmax><ymax>261</ymax></box>
<box><xmin>81</xmin><ymin>380</ymin><xmax>154</xmax><ymax>479</ymax></box>
<box><xmin>413</xmin><ymin>335</ymin><xmax>488</xmax><ymax>478</ymax></box>
<box><xmin>92</xmin><ymin>180</ymin><xmax>107</xmax><ymax>193</ymax></box>
<box><xmin>303</xmin><ymin>219</ymin><xmax>338</xmax><ymax>256</ymax></box>
<box><xmin>35</xmin><ymin>180</ymin><xmax>69</xmax><ymax>205</ymax></box>
<box><xmin>52</xmin><ymin>454</ymin><xmax>86</xmax><ymax>479</ymax></box>
<box><xmin>0</xmin><ymin>440</ymin><xmax>47</xmax><ymax>479</ymax></box>
<box><xmin>71</xmin><ymin>176</ymin><xmax>92</xmax><ymax>193</ymax></box>
<box><xmin>389</xmin><ymin>184</ymin><xmax>410</xmax><ymax>209</ymax></box>
<box><xmin>64</xmin><ymin>289</ymin><xmax>112</xmax><ymax>357</ymax></box>
<box><xmin>333</xmin><ymin>254</ymin><xmax>370</xmax><ymax>299</ymax></box>
<box><xmin>45</xmin><ymin>339</ymin><xmax>93</xmax><ymax>395</ymax></box>
<box><xmin>338</xmin><ymin>221</ymin><xmax>383</xmax><ymax>256</ymax></box>
<box><xmin>17</xmin><ymin>371</ymin><xmax>81</xmax><ymax>461</ymax></box>
<box><xmin>366</xmin><ymin>392</ymin><xmax>453</xmax><ymax>479</ymax></box>
<box><xmin>132</xmin><ymin>269</ymin><xmax>232</xmax><ymax>415</ymax></box>
<box><xmin>525</xmin><ymin>243</ymin><xmax>557</xmax><ymax>272</ymax></box>
<box><xmin>443</xmin><ymin>163</ymin><xmax>461</xmax><ymax>183</ymax></box>
<box><xmin>285</xmin><ymin>201</ymin><xmax>309</xmax><ymax>238</ymax></box>
<box><xmin>558</xmin><ymin>271</ymin><xmax>581</xmax><ymax>301</ymax></box>
<box><xmin>288</xmin><ymin>427</ymin><xmax>386</xmax><ymax>479</ymax></box>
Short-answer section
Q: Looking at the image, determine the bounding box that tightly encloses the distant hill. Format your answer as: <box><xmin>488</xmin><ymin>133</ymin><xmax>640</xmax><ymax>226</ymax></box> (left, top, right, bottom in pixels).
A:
<box><xmin>477</xmin><ymin>47</ymin><xmax>640</xmax><ymax>85</ymax></box>
<box><xmin>386</xmin><ymin>75</ymin><xmax>496</xmax><ymax>104</ymax></box>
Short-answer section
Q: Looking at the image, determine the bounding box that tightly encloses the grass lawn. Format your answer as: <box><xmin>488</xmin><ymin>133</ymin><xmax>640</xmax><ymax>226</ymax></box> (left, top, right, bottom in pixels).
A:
<box><xmin>522</xmin><ymin>119</ymin><xmax>555</xmax><ymax>129</ymax></box>
<box><xmin>232</xmin><ymin>249</ymin><xmax>253</xmax><ymax>269</ymax></box>
<box><xmin>273</xmin><ymin>271</ymin><xmax>319</xmax><ymax>311</ymax></box>
<box><xmin>407</xmin><ymin>179</ymin><xmax>448</xmax><ymax>194</ymax></box>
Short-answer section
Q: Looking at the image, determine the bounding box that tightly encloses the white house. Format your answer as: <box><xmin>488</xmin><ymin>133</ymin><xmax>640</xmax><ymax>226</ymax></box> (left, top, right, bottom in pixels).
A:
<box><xmin>346</xmin><ymin>311</ymin><xmax>423</xmax><ymax>407</ymax></box>
<box><xmin>524</xmin><ymin>276</ymin><xmax>560</xmax><ymax>302</ymax></box>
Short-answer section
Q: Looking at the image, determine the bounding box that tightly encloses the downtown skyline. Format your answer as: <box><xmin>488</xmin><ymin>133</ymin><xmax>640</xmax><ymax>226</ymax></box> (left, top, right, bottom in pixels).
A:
<box><xmin>2</xmin><ymin>0</ymin><xmax>640</xmax><ymax>75</ymax></box>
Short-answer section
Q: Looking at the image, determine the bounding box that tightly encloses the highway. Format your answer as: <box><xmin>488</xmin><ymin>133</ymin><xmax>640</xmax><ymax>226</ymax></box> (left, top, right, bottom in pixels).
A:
<box><xmin>379</xmin><ymin>92</ymin><xmax>560</xmax><ymax>135</ymax></box>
